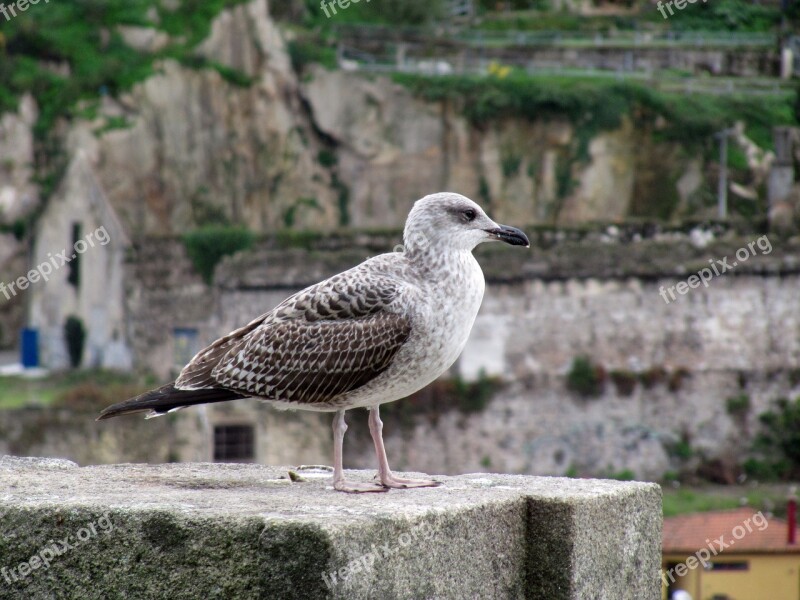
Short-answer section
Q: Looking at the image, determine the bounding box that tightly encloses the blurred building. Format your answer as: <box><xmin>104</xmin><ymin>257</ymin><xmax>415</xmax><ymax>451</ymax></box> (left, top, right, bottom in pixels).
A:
<box><xmin>663</xmin><ymin>506</ymin><xmax>800</xmax><ymax>600</ymax></box>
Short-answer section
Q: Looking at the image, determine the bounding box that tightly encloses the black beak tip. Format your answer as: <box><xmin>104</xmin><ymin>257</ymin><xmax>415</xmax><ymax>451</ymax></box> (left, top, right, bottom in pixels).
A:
<box><xmin>488</xmin><ymin>225</ymin><xmax>530</xmax><ymax>248</ymax></box>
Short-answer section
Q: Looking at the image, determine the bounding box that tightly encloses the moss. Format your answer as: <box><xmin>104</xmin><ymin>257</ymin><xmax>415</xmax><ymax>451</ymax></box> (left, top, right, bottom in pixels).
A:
<box><xmin>259</xmin><ymin>521</ymin><xmax>332</xmax><ymax>599</ymax></box>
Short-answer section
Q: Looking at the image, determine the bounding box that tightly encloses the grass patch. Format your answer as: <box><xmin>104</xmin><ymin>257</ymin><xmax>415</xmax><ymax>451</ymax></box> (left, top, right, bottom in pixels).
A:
<box><xmin>662</xmin><ymin>485</ymin><xmax>795</xmax><ymax>518</ymax></box>
<box><xmin>0</xmin><ymin>369</ymin><xmax>145</xmax><ymax>410</ymax></box>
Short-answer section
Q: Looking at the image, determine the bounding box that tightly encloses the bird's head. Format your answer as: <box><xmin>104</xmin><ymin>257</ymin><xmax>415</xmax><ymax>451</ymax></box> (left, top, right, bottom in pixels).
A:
<box><xmin>402</xmin><ymin>192</ymin><xmax>529</xmax><ymax>254</ymax></box>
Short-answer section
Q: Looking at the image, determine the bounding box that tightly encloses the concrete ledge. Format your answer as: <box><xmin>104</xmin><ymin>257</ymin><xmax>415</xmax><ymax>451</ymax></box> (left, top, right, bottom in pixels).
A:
<box><xmin>0</xmin><ymin>457</ymin><xmax>661</xmax><ymax>599</ymax></box>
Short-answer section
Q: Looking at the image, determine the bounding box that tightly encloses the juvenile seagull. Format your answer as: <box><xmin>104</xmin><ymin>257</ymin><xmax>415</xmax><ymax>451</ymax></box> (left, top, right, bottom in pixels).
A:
<box><xmin>98</xmin><ymin>193</ymin><xmax>529</xmax><ymax>493</ymax></box>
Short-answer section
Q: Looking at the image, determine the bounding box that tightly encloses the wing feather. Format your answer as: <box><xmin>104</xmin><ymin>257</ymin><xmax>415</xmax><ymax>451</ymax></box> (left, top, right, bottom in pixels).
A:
<box><xmin>174</xmin><ymin>265</ymin><xmax>413</xmax><ymax>406</ymax></box>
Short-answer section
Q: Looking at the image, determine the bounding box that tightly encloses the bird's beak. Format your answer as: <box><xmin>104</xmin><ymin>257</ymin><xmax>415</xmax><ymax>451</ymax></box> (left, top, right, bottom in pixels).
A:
<box><xmin>484</xmin><ymin>225</ymin><xmax>530</xmax><ymax>247</ymax></box>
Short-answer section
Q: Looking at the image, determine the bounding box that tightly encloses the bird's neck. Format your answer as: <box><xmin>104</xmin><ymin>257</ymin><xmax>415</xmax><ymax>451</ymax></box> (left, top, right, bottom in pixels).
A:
<box><xmin>406</xmin><ymin>244</ymin><xmax>477</xmax><ymax>277</ymax></box>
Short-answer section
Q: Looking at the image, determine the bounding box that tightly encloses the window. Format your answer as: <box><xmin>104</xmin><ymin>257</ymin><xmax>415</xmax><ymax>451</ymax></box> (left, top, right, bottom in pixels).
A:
<box><xmin>67</xmin><ymin>223</ymin><xmax>81</xmax><ymax>288</ymax></box>
<box><xmin>173</xmin><ymin>328</ymin><xmax>199</xmax><ymax>369</ymax></box>
<box><xmin>213</xmin><ymin>425</ymin><xmax>255</xmax><ymax>462</ymax></box>
<box><xmin>709</xmin><ymin>562</ymin><xmax>749</xmax><ymax>571</ymax></box>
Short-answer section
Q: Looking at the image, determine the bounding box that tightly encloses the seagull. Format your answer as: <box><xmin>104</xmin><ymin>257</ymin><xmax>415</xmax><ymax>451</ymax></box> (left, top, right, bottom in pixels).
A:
<box><xmin>98</xmin><ymin>192</ymin><xmax>529</xmax><ymax>493</ymax></box>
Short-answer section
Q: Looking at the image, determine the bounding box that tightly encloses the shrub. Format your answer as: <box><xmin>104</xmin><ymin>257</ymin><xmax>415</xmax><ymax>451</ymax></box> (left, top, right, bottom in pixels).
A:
<box><xmin>452</xmin><ymin>370</ymin><xmax>498</xmax><ymax>413</ymax></box>
<box><xmin>64</xmin><ymin>316</ymin><xmax>86</xmax><ymax>369</ymax></box>
<box><xmin>287</xmin><ymin>40</ymin><xmax>337</xmax><ymax>73</ymax></box>
<box><xmin>182</xmin><ymin>226</ymin><xmax>255</xmax><ymax>284</ymax></box>
<box><xmin>610</xmin><ymin>370</ymin><xmax>637</xmax><ymax>397</ymax></box>
<box><xmin>668</xmin><ymin>367</ymin><xmax>691</xmax><ymax>392</ymax></box>
<box><xmin>640</xmin><ymin>366</ymin><xmax>667</xmax><ymax>389</ymax></box>
<box><xmin>665</xmin><ymin>433</ymin><xmax>693</xmax><ymax>461</ymax></box>
<box><xmin>746</xmin><ymin>397</ymin><xmax>800</xmax><ymax>480</ymax></box>
<box><xmin>566</xmin><ymin>356</ymin><xmax>605</xmax><ymax>398</ymax></box>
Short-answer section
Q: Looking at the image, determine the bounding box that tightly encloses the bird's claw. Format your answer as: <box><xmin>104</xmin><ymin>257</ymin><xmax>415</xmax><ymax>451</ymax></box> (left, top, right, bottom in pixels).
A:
<box><xmin>333</xmin><ymin>479</ymin><xmax>389</xmax><ymax>493</ymax></box>
<box><xmin>374</xmin><ymin>473</ymin><xmax>441</xmax><ymax>489</ymax></box>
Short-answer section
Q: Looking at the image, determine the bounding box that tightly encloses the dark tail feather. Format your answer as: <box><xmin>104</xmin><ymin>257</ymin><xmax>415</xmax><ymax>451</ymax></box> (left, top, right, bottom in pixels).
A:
<box><xmin>97</xmin><ymin>383</ymin><xmax>247</xmax><ymax>421</ymax></box>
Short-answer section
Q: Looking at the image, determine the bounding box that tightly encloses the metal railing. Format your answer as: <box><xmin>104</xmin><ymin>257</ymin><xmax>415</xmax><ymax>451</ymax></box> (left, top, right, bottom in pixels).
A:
<box><xmin>332</xmin><ymin>23</ymin><xmax>776</xmax><ymax>49</ymax></box>
<box><xmin>336</xmin><ymin>46</ymin><xmax>793</xmax><ymax>97</ymax></box>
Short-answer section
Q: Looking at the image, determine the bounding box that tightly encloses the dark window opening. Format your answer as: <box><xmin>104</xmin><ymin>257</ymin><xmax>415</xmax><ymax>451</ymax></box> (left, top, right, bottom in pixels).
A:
<box><xmin>709</xmin><ymin>561</ymin><xmax>749</xmax><ymax>571</ymax></box>
<box><xmin>213</xmin><ymin>425</ymin><xmax>255</xmax><ymax>462</ymax></box>
<box><xmin>67</xmin><ymin>223</ymin><xmax>81</xmax><ymax>288</ymax></box>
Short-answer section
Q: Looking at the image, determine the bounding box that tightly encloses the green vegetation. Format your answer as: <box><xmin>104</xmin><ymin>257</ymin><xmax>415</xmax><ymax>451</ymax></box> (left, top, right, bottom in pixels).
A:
<box><xmin>93</xmin><ymin>115</ymin><xmax>132</xmax><ymax>137</ymax></box>
<box><xmin>566</xmin><ymin>356</ymin><xmax>606</xmax><ymax>398</ymax></box>
<box><xmin>392</xmin><ymin>73</ymin><xmax>796</xmax><ymax>154</ymax></box>
<box><xmin>64</xmin><ymin>316</ymin><xmax>86</xmax><ymax>369</ymax></box>
<box><xmin>670</xmin><ymin>0</ymin><xmax>782</xmax><ymax>32</ymax></box>
<box><xmin>0</xmin><ymin>369</ymin><xmax>147</xmax><ymax>410</ymax></box>
<box><xmin>745</xmin><ymin>397</ymin><xmax>800</xmax><ymax>480</ymax></box>
<box><xmin>181</xmin><ymin>225</ymin><xmax>255</xmax><ymax>284</ymax></box>
<box><xmin>283</xmin><ymin>197</ymin><xmax>322</xmax><ymax>228</ymax></box>
<box><xmin>0</xmin><ymin>0</ymin><xmax>251</xmax><ymax>140</ymax></box>
<box><xmin>378</xmin><ymin>371</ymin><xmax>502</xmax><ymax>431</ymax></box>
<box><xmin>452</xmin><ymin>370</ymin><xmax>498</xmax><ymax>413</ymax></box>
<box><xmin>610</xmin><ymin>370</ymin><xmax>637</xmax><ymax>397</ymax></box>
<box><xmin>665</xmin><ymin>435</ymin><xmax>693</xmax><ymax>461</ymax></box>
<box><xmin>302</xmin><ymin>0</ymin><xmax>446</xmax><ymax>27</ymax></box>
<box><xmin>606</xmin><ymin>468</ymin><xmax>635</xmax><ymax>481</ymax></box>
<box><xmin>287</xmin><ymin>39</ymin><xmax>338</xmax><ymax>74</ymax></box>
<box><xmin>317</xmin><ymin>149</ymin><xmax>337</xmax><ymax>168</ymax></box>
<box><xmin>726</xmin><ymin>393</ymin><xmax>751</xmax><ymax>417</ymax></box>
<box><xmin>640</xmin><ymin>366</ymin><xmax>668</xmax><ymax>389</ymax></box>
<box><xmin>180</xmin><ymin>56</ymin><xmax>255</xmax><ymax>87</ymax></box>
<box><xmin>662</xmin><ymin>485</ymin><xmax>794</xmax><ymax>518</ymax></box>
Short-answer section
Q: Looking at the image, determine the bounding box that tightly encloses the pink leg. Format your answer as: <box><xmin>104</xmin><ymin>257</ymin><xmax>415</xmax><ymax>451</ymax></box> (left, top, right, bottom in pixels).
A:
<box><xmin>368</xmin><ymin>405</ymin><xmax>440</xmax><ymax>489</ymax></box>
<box><xmin>332</xmin><ymin>409</ymin><xmax>387</xmax><ymax>493</ymax></box>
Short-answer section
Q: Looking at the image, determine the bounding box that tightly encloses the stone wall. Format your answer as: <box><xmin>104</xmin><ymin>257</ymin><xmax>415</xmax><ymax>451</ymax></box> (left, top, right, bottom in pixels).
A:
<box><xmin>0</xmin><ymin>401</ymin><xmax>330</xmax><ymax>469</ymax></box>
<box><xmin>0</xmin><ymin>458</ymin><xmax>662</xmax><ymax>600</ymax></box>
<box><xmin>118</xmin><ymin>230</ymin><xmax>800</xmax><ymax>480</ymax></box>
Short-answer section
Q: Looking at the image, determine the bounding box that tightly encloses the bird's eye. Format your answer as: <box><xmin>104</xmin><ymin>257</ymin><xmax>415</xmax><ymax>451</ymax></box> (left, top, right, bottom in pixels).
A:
<box><xmin>463</xmin><ymin>209</ymin><xmax>477</xmax><ymax>222</ymax></box>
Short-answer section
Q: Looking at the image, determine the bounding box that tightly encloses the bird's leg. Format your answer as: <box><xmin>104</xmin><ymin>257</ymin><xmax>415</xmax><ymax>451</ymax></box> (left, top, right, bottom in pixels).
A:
<box><xmin>331</xmin><ymin>409</ymin><xmax>387</xmax><ymax>493</ymax></box>
<box><xmin>368</xmin><ymin>406</ymin><xmax>440</xmax><ymax>489</ymax></box>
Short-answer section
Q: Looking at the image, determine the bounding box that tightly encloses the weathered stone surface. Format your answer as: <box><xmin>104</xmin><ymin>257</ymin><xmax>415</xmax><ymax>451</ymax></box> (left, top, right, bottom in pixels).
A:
<box><xmin>0</xmin><ymin>458</ymin><xmax>661</xmax><ymax>599</ymax></box>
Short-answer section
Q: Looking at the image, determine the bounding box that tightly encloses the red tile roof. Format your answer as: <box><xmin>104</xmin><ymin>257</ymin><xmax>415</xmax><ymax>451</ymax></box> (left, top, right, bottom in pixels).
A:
<box><xmin>663</xmin><ymin>508</ymin><xmax>800</xmax><ymax>554</ymax></box>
